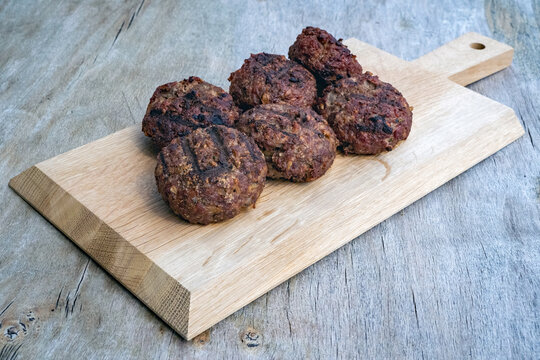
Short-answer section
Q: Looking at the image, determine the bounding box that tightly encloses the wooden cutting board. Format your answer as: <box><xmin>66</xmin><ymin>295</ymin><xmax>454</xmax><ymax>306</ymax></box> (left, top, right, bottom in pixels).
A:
<box><xmin>9</xmin><ymin>33</ymin><xmax>523</xmax><ymax>340</ymax></box>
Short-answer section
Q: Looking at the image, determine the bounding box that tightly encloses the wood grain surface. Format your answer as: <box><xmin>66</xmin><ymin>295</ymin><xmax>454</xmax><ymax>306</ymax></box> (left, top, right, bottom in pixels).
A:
<box><xmin>0</xmin><ymin>0</ymin><xmax>538</xmax><ymax>359</ymax></box>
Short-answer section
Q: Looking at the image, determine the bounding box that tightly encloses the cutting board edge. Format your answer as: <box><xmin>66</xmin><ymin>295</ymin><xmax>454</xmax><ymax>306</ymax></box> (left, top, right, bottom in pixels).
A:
<box><xmin>8</xmin><ymin>165</ymin><xmax>193</xmax><ymax>339</ymax></box>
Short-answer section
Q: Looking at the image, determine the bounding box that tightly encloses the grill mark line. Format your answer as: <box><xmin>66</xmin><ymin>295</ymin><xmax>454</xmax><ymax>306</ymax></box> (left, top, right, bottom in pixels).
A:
<box><xmin>180</xmin><ymin>137</ymin><xmax>201</xmax><ymax>174</ymax></box>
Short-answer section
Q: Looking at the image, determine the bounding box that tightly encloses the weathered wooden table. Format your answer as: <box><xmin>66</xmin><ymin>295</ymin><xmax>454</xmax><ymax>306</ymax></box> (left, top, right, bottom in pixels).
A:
<box><xmin>1</xmin><ymin>1</ymin><xmax>538</xmax><ymax>358</ymax></box>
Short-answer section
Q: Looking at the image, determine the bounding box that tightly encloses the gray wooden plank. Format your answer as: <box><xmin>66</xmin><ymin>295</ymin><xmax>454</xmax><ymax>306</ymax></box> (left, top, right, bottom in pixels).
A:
<box><xmin>0</xmin><ymin>0</ymin><xmax>538</xmax><ymax>359</ymax></box>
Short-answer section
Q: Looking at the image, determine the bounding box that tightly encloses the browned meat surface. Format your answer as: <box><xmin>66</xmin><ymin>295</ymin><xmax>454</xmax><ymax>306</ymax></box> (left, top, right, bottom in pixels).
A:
<box><xmin>318</xmin><ymin>73</ymin><xmax>413</xmax><ymax>155</ymax></box>
<box><xmin>236</xmin><ymin>104</ymin><xmax>337</xmax><ymax>182</ymax></box>
<box><xmin>142</xmin><ymin>77</ymin><xmax>239</xmax><ymax>148</ymax></box>
<box><xmin>228</xmin><ymin>53</ymin><xmax>317</xmax><ymax>110</ymax></box>
<box><xmin>289</xmin><ymin>26</ymin><xmax>363</xmax><ymax>87</ymax></box>
<box><xmin>155</xmin><ymin>125</ymin><xmax>267</xmax><ymax>224</ymax></box>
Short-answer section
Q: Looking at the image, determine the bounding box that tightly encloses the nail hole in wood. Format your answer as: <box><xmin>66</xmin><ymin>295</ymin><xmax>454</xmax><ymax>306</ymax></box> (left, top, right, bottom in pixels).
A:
<box><xmin>470</xmin><ymin>42</ymin><xmax>486</xmax><ymax>50</ymax></box>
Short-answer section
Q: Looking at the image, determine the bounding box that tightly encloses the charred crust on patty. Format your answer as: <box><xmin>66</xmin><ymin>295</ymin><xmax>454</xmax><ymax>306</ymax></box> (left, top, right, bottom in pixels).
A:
<box><xmin>155</xmin><ymin>125</ymin><xmax>267</xmax><ymax>224</ymax></box>
<box><xmin>228</xmin><ymin>53</ymin><xmax>317</xmax><ymax>110</ymax></box>
<box><xmin>236</xmin><ymin>104</ymin><xmax>337</xmax><ymax>182</ymax></box>
<box><xmin>142</xmin><ymin>76</ymin><xmax>240</xmax><ymax>148</ymax></box>
<box><xmin>288</xmin><ymin>26</ymin><xmax>363</xmax><ymax>87</ymax></box>
<box><xmin>317</xmin><ymin>73</ymin><xmax>413</xmax><ymax>155</ymax></box>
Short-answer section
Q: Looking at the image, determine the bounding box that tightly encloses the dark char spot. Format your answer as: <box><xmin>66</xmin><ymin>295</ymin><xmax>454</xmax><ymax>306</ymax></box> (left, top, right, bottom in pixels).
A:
<box><xmin>354</xmin><ymin>115</ymin><xmax>394</xmax><ymax>134</ymax></box>
<box><xmin>256</xmin><ymin>53</ymin><xmax>276</xmax><ymax>66</ymax></box>
<box><xmin>150</xmin><ymin>109</ymin><xmax>164</xmax><ymax>116</ymax></box>
<box><xmin>192</xmin><ymin>113</ymin><xmax>206</xmax><ymax>122</ymax></box>
<box><xmin>382</xmin><ymin>123</ymin><xmax>393</xmax><ymax>134</ymax></box>
<box><xmin>369</xmin><ymin>115</ymin><xmax>393</xmax><ymax>134</ymax></box>
<box><xmin>211</xmin><ymin>114</ymin><xmax>224</xmax><ymax>125</ymax></box>
<box><xmin>159</xmin><ymin>152</ymin><xmax>168</xmax><ymax>174</ymax></box>
<box><xmin>184</xmin><ymin>90</ymin><xmax>197</xmax><ymax>100</ymax></box>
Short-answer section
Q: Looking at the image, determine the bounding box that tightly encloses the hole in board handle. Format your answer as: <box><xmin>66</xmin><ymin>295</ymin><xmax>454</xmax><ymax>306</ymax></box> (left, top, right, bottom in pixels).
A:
<box><xmin>470</xmin><ymin>42</ymin><xmax>486</xmax><ymax>50</ymax></box>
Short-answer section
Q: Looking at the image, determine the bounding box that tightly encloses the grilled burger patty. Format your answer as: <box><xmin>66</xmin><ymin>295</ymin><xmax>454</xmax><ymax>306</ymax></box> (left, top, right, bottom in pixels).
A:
<box><xmin>289</xmin><ymin>26</ymin><xmax>363</xmax><ymax>87</ymax></box>
<box><xmin>236</xmin><ymin>104</ymin><xmax>337</xmax><ymax>182</ymax></box>
<box><xmin>155</xmin><ymin>125</ymin><xmax>267</xmax><ymax>224</ymax></box>
<box><xmin>317</xmin><ymin>73</ymin><xmax>413</xmax><ymax>155</ymax></box>
<box><xmin>142</xmin><ymin>76</ymin><xmax>239</xmax><ymax>148</ymax></box>
<box><xmin>228</xmin><ymin>53</ymin><xmax>317</xmax><ymax>110</ymax></box>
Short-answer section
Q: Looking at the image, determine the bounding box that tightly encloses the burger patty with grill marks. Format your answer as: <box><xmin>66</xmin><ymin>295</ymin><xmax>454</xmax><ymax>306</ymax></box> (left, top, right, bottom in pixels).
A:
<box><xmin>228</xmin><ymin>53</ymin><xmax>317</xmax><ymax>110</ymax></box>
<box><xmin>155</xmin><ymin>125</ymin><xmax>267</xmax><ymax>224</ymax></box>
<box><xmin>236</xmin><ymin>104</ymin><xmax>337</xmax><ymax>182</ymax></box>
<box><xmin>288</xmin><ymin>26</ymin><xmax>363</xmax><ymax>87</ymax></box>
<box><xmin>317</xmin><ymin>73</ymin><xmax>413</xmax><ymax>155</ymax></box>
<box><xmin>142</xmin><ymin>76</ymin><xmax>240</xmax><ymax>148</ymax></box>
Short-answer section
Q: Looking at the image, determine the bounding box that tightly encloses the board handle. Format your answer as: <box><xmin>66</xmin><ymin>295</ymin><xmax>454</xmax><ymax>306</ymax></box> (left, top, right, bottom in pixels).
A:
<box><xmin>411</xmin><ymin>32</ymin><xmax>514</xmax><ymax>86</ymax></box>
